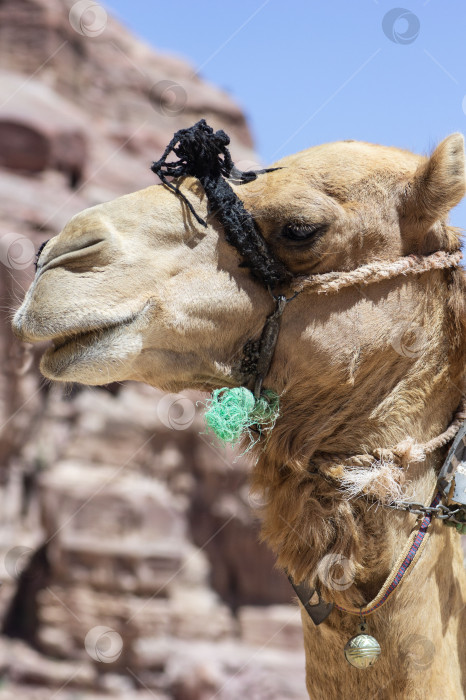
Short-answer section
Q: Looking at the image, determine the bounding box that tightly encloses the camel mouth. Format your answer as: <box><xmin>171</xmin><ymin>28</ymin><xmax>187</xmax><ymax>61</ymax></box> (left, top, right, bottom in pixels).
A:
<box><xmin>44</xmin><ymin>299</ymin><xmax>154</xmax><ymax>356</ymax></box>
<box><xmin>39</xmin><ymin>305</ymin><xmax>151</xmax><ymax>383</ymax></box>
<box><xmin>45</xmin><ymin>309</ymin><xmax>144</xmax><ymax>356</ymax></box>
<box><xmin>49</xmin><ymin>321</ymin><xmax>124</xmax><ymax>354</ymax></box>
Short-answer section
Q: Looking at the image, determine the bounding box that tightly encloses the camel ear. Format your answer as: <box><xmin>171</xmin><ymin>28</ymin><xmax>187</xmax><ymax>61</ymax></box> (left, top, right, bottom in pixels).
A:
<box><xmin>404</xmin><ymin>133</ymin><xmax>465</xmax><ymax>227</ymax></box>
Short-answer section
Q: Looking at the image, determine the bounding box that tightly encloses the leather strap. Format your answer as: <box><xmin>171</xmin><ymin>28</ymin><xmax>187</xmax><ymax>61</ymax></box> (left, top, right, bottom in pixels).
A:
<box><xmin>287</xmin><ymin>575</ymin><xmax>334</xmax><ymax>625</ymax></box>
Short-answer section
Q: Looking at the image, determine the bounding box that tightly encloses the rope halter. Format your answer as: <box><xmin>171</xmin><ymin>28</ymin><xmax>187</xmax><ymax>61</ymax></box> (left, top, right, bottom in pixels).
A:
<box><xmin>151</xmin><ymin>118</ymin><xmax>290</xmax><ymax>289</ymax></box>
<box><xmin>150</xmin><ymin>121</ymin><xmax>465</xmax><ymax>627</ymax></box>
<box><xmin>151</xmin><ymin>119</ymin><xmax>462</xmax><ymax>400</ymax></box>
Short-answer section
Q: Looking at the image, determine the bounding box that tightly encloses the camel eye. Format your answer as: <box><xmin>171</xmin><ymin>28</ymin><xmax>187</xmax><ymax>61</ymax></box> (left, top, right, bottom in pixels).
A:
<box><xmin>281</xmin><ymin>223</ymin><xmax>327</xmax><ymax>242</ymax></box>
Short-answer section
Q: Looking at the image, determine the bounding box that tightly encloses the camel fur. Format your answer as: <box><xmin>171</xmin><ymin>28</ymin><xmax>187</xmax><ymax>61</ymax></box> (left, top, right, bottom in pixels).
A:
<box><xmin>13</xmin><ymin>133</ymin><xmax>466</xmax><ymax>698</ymax></box>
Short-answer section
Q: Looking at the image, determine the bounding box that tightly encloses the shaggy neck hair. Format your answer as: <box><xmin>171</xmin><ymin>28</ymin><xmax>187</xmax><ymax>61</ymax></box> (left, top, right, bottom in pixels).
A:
<box><xmin>247</xmin><ymin>262</ymin><xmax>465</xmax><ymax>607</ymax></box>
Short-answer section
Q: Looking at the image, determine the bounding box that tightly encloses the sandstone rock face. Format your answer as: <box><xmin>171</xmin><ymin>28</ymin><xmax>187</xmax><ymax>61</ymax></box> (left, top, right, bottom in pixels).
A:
<box><xmin>0</xmin><ymin>71</ymin><xmax>87</xmax><ymax>183</ymax></box>
<box><xmin>0</xmin><ymin>1</ymin><xmax>306</xmax><ymax>697</ymax></box>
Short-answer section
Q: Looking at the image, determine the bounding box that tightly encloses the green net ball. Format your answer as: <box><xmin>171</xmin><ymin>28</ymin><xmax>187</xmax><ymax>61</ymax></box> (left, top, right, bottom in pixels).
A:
<box><xmin>202</xmin><ymin>386</ymin><xmax>280</xmax><ymax>449</ymax></box>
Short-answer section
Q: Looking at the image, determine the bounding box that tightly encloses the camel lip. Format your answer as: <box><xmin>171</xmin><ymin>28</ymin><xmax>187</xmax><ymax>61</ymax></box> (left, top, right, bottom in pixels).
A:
<box><xmin>49</xmin><ymin>322</ymin><xmax>123</xmax><ymax>353</ymax></box>
<box><xmin>44</xmin><ymin>303</ymin><xmax>151</xmax><ymax>356</ymax></box>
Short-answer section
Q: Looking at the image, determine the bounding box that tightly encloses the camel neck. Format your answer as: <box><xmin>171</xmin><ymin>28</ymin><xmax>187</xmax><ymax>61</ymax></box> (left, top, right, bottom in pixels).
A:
<box><xmin>247</xmin><ymin>263</ymin><xmax>465</xmax><ymax>696</ymax></box>
<box><xmin>253</xmin><ymin>424</ymin><xmax>466</xmax><ymax>697</ymax></box>
<box><xmin>299</xmin><ymin>522</ymin><xmax>466</xmax><ymax>699</ymax></box>
<box><xmin>250</xmin><ymin>374</ymin><xmax>461</xmax><ymax>595</ymax></box>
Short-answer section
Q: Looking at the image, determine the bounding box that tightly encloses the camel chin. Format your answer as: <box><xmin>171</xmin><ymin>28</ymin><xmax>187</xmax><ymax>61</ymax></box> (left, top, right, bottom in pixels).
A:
<box><xmin>39</xmin><ymin>321</ymin><xmax>143</xmax><ymax>385</ymax></box>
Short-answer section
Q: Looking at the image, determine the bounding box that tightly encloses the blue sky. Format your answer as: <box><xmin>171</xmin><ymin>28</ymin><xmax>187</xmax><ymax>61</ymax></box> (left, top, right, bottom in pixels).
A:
<box><xmin>104</xmin><ymin>0</ymin><xmax>466</xmax><ymax>228</ymax></box>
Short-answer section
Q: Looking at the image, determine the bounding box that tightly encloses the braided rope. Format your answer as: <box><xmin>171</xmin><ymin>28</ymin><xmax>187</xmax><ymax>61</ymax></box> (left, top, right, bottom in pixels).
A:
<box><xmin>421</xmin><ymin>399</ymin><xmax>466</xmax><ymax>454</ymax></box>
<box><xmin>313</xmin><ymin>399</ymin><xmax>466</xmax><ymax>497</ymax></box>
<box><xmin>313</xmin><ymin>403</ymin><xmax>464</xmax><ymax>618</ymax></box>
<box><xmin>151</xmin><ymin>119</ymin><xmax>290</xmax><ymax>288</ymax></box>
<box><xmin>378</xmin><ymin>398</ymin><xmax>465</xmax><ymax>467</ymax></box>
<box><xmin>291</xmin><ymin>250</ymin><xmax>462</xmax><ymax>295</ymax></box>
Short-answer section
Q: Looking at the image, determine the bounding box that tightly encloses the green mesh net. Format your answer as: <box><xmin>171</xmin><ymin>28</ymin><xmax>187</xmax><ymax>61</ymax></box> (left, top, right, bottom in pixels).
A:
<box><xmin>202</xmin><ymin>387</ymin><xmax>280</xmax><ymax>450</ymax></box>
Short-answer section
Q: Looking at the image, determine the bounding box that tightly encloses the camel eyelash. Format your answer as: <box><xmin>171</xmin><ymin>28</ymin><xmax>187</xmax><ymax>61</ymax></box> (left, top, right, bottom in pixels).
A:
<box><xmin>281</xmin><ymin>222</ymin><xmax>328</xmax><ymax>242</ymax></box>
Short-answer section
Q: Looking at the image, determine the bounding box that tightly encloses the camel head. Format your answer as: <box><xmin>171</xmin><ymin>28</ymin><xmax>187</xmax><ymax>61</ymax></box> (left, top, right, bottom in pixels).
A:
<box><xmin>13</xmin><ymin>132</ymin><xmax>465</xmax><ymax>406</ymax></box>
<box><xmin>12</xmin><ymin>128</ymin><xmax>466</xmax><ymax>697</ymax></box>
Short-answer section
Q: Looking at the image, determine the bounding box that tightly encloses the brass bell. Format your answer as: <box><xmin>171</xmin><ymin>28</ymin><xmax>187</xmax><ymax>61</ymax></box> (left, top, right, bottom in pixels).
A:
<box><xmin>344</xmin><ymin>623</ymin><xmax>381</xmax><ymax>669</ymax></box>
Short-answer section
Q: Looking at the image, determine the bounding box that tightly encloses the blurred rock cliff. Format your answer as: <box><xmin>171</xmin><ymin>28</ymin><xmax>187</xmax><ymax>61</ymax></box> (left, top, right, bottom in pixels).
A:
<box><xmin>0</xmin><ymin>0</ymin><xmax>306</xmax><ymax>698</ymax></box>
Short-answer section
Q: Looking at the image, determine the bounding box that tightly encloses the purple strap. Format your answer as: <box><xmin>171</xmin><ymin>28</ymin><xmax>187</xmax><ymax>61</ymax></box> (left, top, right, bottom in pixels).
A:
<box><xmin>336</xmin><ymin>491</ymin><xmax>441</xmax><ymax>615</ymax></box>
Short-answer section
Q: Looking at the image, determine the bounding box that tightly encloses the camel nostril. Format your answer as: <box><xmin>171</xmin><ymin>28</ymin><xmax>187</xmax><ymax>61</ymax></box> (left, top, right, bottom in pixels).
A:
<box><xmin>39</xmin><ymin>238</ymin><xmax>107</xmax><ymax>272</ymax></box>
<box><xmin>65</xmin><ymin>238</ymin><xmax>107</xmax><ymax>255</ymax></box>
<box><xmin>57</xmin><ymin>238</ymin><xmax>106</xmax><ymax>257</ymax></box>
<box><xmin>35</xmin><ymin>239</ymin><xmax>50</xmax><ymax>270</ymax></box>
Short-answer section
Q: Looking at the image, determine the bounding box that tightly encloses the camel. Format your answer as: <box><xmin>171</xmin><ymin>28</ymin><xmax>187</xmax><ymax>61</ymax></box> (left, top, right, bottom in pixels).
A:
<box><xmin>12</xmin><ymin>127</ymin><xmax>466</xmax><ymax>699</ymax></box>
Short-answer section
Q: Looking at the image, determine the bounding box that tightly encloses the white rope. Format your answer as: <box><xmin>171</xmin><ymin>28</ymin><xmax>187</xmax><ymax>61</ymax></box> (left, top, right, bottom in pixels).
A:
<box><xmin>292</xmin><ymin>250</ymin><xmax>462</xmax><ymax>295</ymax></box>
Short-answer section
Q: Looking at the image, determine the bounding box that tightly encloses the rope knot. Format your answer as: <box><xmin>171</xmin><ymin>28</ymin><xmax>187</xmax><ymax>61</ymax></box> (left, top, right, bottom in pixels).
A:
<box><xmin>157</xmin><ymin>119</ymin><xmax>233</xmax><ymax>181</ymax></box>
<box><xmin>151</xmin><ymin>119</ymin><xmax>291</xmax><ymax>288</ymax></box>
<box><xmin>391</xmin><ymin>437</ymin><xmax>426</xmax><ymax>468</ymax></box>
